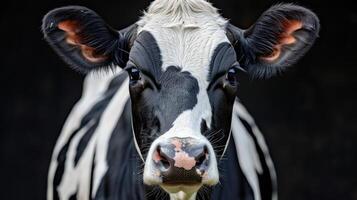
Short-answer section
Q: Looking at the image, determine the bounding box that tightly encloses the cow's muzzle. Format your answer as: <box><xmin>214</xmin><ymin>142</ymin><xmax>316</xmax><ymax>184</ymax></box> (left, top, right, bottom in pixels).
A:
<box><xmin>153</xmin><ymin>137</ymin><xmax>210</xmax><ymax>185</ymax></box>
<box><xmin>143</xmin><ymin>135</ymin><xmax>219</xmax><ymax>190</ymax></box>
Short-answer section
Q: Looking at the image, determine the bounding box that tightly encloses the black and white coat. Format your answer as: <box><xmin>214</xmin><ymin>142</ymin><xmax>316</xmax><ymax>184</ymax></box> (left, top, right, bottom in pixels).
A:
<box><xmin>48</xmin><ymin>70</ymin><xmax>277</xmax><ymax>200</ymax></box>
<box><xmin>42</xmin><ymin>0</ymin><xmax>319</xmax><ymax>199</ymax></box>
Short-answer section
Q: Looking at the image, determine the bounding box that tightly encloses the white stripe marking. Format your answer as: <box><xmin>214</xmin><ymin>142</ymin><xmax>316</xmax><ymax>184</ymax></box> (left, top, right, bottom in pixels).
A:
<box><xmin>58</xmin><ymin>119</ymin><xmax>96</xmax><ymax>199</ymax></box>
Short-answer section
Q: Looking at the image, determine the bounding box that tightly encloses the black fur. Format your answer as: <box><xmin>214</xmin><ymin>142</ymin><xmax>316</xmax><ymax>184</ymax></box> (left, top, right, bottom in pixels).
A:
<box><xmin>211</xmin><ymin>136</ymin><xmax>255</xmax><ymax>200</ymax></box>
<box><xmin>227</xmin><ymin>3</ymin><xmax>320</xmax><ymax>78</ymax></box>
<box><xmin>128</xmin><ymin>31</ymin><xmax>202</xmax><ymax>156</ymax></box>
<box><xmin>208</xmin><ymin>42</ymin><xmax>237</xmax><ymax>82</ymax></box>
<box><xmin>42</xmin><ymin>6</ymin><xmax>136</xmax><ymax>73</ymax></box>
<box><xmin>128</xmin><ymin>31</ymin><xmax>163</xmax><ymax>80</ymax></box>
<box><xmin>130</xmin><ymin>65</ymin><xmax>200</xmax><ymax>156</ymax></box>
<box><xmin>94</xmin><ymin>100</ymin><xmax>146</xmax><ymax>200</ymax></box>
<box><xmin>206</xmin><ymin>42</ymin><xmax>239</xmax><ymax>157</ymax></box>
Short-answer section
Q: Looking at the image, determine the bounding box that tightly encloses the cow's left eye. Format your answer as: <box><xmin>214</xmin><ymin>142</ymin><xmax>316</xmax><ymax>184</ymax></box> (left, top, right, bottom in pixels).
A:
<box><xmin>129</xmin><ymin>67</ymin><xmax>141</xmax><ymax>82</ymax></box>
<box><xmin>226</xmin><ymin>67</ymin><xmax>238</xmax><ymax>85</ymax></box>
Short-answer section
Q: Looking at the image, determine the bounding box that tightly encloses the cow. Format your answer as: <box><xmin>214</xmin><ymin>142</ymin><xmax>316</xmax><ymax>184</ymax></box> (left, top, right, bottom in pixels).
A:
<box><xmin>42</xmin><ymin>0</ymin><xmax>319</xmax><ymax>200</ymax></box>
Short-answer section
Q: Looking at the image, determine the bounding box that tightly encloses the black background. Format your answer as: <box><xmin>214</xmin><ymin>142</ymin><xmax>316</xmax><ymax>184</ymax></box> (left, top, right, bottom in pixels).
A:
<box><xmin>1</xmin><ymin>0</ymin><xmax>356</xmax><ymax>199</ymax></box>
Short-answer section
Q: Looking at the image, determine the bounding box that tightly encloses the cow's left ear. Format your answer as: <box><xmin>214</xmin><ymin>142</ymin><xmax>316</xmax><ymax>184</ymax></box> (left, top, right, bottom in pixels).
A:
<box><xmin>227</xmin><ymin>4</ymin><xmax>320</xmax><ymax>78</ymax></box>
<box><xmin>42</xmin><ymin>6</ymin><xmax>137</xmax><ymax>73</ymax></box>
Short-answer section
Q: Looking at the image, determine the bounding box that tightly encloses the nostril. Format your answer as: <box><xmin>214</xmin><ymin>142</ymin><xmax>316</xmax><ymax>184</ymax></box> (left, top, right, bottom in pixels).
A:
<box><xmin>195</xmin><ymin>146</ymin><xmax>209</xmax><ymax>167</ymax></box>
<box><xmin>156</xmin><ymin>146</ymin><xmax>171</xmax><ymax>171</ymax></box>
<box><xmin>196</xmin><ymin>153</ymin><xmax>206</xmax><ymax>167</ymax></box>
<box><xmin>161</xmin><ymin>159</ymin><xmax>170</xmax><ymax>170</ymax></box>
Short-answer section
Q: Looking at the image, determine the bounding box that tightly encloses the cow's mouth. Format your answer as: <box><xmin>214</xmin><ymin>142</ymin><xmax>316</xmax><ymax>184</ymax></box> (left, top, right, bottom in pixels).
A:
<box><xmin>152</xmin><ymin>138</ymin><xmax>210</xmax><ymax>182</ymax></box>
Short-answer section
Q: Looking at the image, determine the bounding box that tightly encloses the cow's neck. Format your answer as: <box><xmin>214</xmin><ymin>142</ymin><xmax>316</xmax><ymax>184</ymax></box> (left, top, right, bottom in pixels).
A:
<box><xmin>169</xmin><ymin>191</ymin><xmax>197</xmax><ymax>200</ymax></box>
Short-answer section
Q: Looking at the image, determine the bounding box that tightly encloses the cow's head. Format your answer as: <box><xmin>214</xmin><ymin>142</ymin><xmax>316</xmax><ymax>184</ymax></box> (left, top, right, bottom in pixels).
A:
<box><xmin>42</xmin><ymin>1</ymin><xmax>319</xmax><ymax>198</ymax></box>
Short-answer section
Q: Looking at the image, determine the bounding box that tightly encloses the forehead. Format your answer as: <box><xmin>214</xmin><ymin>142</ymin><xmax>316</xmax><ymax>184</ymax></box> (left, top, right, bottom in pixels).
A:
<box><xmin>130</xmin><ymin>7</ymin><xmax>237</xmax><ymax>83</ymax></box>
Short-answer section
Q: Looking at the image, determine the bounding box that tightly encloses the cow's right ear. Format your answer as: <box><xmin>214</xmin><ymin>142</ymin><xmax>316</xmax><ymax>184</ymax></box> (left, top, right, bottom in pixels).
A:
<box><xmin>42</xmin><ymin>6</ymin><xmax>136</xmax><ymax>73</ymax></box>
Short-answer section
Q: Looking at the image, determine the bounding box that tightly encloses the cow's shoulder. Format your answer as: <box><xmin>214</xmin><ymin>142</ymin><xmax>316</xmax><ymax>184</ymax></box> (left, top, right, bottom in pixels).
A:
<box><xmin>48</xmin><ymin>69</ymin><xmax>134</xmax><ymax>200</ymax></box>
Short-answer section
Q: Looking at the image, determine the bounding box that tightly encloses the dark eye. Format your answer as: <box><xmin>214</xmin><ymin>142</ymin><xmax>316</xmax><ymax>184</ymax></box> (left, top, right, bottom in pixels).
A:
<box><xmin>226</xmin><ymin>67</ymin><xmax>238</xmax><ymax>85</ymax></box>
<box><xmin>129</xmin><ymin>67</ymin><xmax>141</xmax><ymax>82</ymax></box>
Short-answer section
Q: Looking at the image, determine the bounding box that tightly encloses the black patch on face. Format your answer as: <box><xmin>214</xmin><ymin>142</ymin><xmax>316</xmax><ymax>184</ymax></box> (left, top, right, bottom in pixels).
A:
<box><xmin>206</xmin><ymin>42</ymin><xmax>238</xmax><ymax>156</ymax></box>
<box><xmin>208</xmin><ymin>42</ymin><xmax>237</xmax><ymax>81</ymax></box>
<box><xmin>154</xmin><ymin>66</ymin><xmax>199</xmax><ymax>131</ymax></box>
<box><xmin>128</xmin><ymin>31</ymin><xmax>163</xmax><ymax>79</ymax></box>
<box><xmin>130</xmin><ymin>65</ymin><xmax>200</xmax><ymax>157</ymax></box>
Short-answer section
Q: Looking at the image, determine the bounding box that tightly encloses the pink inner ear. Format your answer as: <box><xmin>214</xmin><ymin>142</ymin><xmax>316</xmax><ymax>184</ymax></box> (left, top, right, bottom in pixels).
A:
<box><xmin>58</xmin><ymin>20</ymin><xmax>81</xmax><ymax>45</ymax></box>
<box><xmin>58</xmin><ymin>20</ymin><xmax>107</xmax><ymax>63</ymax></box>
<box><xmin>281</xmin><ymin>20</ymin><xmax>303</xmax><ymax>44</ymax></box>
<box><xmin>261</xmin><ymin>20</ymin><xmax>303</xmax><ymax>62</ymax></box>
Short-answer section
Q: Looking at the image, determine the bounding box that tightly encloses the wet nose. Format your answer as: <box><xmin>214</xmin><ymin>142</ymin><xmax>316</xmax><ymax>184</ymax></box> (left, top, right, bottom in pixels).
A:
<box><xmin>153</xmin><ymin>137</ymin><xmax>210</xmax><ymax>184</ymax></box>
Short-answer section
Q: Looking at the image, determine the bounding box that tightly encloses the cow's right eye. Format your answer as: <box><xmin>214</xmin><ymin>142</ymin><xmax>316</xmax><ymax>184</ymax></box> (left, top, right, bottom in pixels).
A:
<box><xmin>226</xmin><ymin>67</ymin><xmax>238</xmax><ymax>86</ymax></box>
<box><xmin>129</xmin><ymin>67</ymin><xmax>141</xmax><ymax>82</ymax></box>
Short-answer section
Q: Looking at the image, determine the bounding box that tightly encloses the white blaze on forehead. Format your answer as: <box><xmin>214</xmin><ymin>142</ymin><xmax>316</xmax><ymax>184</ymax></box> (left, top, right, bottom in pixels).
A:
<box><xmin>137</xmin><ymin>0</ymin><xmax>229</xmax><ymax>134</ymax></box>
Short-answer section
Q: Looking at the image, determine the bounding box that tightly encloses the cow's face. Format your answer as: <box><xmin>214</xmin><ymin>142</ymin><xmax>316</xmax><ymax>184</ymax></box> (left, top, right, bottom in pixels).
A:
<box><xmin>128</xmin><ymin>5</ymin><xmax>242</xmax><ymax>191</ymax></box>
<box><xmin>128</xmin><ymin>29</ymin><xmax>237</xmax><ymax>189</ymax></box>
<box><xmin>43</xmin><ymin>1</ymin><xmax>319</xmax><ymax>198</ymax></box>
